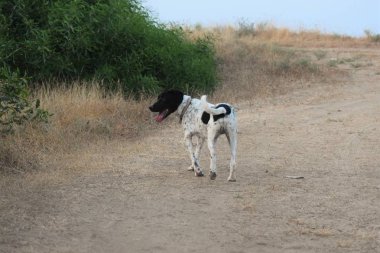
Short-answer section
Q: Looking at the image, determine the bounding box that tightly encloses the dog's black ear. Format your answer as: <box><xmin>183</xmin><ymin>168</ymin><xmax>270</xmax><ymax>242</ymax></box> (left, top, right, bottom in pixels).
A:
<box><xmin>166</xmin><ymin>90</ymin><xmax>184</xmax><ymax>107</ymax></box>
<box><xmin>168</xmin><ymin>90</ymin><xmax>183</xmax><ymax>98</ymax></box>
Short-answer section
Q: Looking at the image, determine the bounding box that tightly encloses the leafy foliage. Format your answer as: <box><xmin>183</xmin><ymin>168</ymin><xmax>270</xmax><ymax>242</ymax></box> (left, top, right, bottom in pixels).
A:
<box><xmin>0</xmin><ymin>67</ymin><xmax>50</xmax><ymax>134</ymax></box>
<box><xmin>0</xmin><ymin>0</ymin><xmax>217</xmax><ymax>94</ymax></box>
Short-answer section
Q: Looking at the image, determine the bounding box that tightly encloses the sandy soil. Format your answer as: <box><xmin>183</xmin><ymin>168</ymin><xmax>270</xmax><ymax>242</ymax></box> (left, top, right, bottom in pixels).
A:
<box><xmin>1</xmin><ymin>48</ymin><xmax>380</xmax><ymax>253</ymax></box>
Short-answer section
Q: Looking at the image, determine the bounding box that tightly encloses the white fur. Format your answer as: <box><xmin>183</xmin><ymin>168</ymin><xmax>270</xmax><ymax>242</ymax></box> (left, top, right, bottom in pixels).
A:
<box><xmin>177</xmin><ymin>95</ymin><xmax>237</xmax><ymax>181</ymax></box>
<box><xmin>201</xmin><ymin>95</ymin><xmax>227</xmax><ymax>115</ymax></box>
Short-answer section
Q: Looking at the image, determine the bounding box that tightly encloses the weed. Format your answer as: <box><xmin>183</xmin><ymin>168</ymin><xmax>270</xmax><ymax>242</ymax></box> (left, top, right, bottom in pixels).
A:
<box><xmin>350</xmin><ymin>63</ymin><xmax>362</xmax><ymax>68</ymax></box>
<box><xmin>236</xmin><ymin>19</ymin><xmax>256</xmax><ymax>37</ymax></box>
<box><xmin>327</xmin><ymin>59</ymin><xmax>339</xmax><ymax>68</ymax></box>
<box><xmin>364</xmin><ymin>29</ymin><xmax>380</xmax><ymax>43</ymax></box>
<box><xmin>314</xmin><ymin>50</ymin><xmax>327</xmax><ymax>60</ymax></box>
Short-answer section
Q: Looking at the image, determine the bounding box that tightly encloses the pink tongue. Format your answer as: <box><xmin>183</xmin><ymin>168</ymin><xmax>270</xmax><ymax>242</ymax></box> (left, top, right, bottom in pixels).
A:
<box><xmin>154</xmin><ymin>113</ymin><xmax>164</xmax><ymax>122</ymax></box>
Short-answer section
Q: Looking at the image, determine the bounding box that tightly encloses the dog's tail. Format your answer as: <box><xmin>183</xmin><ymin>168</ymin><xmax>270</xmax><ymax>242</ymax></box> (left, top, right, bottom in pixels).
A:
<box><xmin>201</xmin><ymin>95</ymin><xmax>226</xmax><ymax>115</ymax></box>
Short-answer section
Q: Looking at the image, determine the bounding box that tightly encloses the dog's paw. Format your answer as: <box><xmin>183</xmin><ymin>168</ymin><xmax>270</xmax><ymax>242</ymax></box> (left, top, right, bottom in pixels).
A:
<box><xmin>227</xmin><ymin>177</ymin><xmax>236</xmax><ymax>182</ymax></box>
<box><xmin>195</xmin><ymin>170</ymin><xmax>204</xmax><ymax>177</ymax></box>
<box><xmin>209</xmin><ymin>171</ymin><xmax>217</xmax><ymax>180</ymax></box>
<box><xmin>187</xmin><ymin>166</ymin><xmax>194</xmax><ymax>171</ymax></box>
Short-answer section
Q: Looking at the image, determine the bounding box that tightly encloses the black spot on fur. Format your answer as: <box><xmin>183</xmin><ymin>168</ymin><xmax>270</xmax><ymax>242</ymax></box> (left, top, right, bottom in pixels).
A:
<box><xmin>201</xmin><ymin>104</ymin><xmax>232</xmax><ymax>124</ymax></box>
<box><xmin>201</xmin><ymin>112</ymin><xmax>210</xmax><ymax>124</ymax></box>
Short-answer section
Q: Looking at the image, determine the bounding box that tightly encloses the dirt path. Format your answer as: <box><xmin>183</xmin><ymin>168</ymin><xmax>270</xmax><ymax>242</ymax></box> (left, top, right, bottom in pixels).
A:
<box><xmin>1</xmin><ymin>48</ymin><xmax>380</xmax><ymax>253</ymax></box>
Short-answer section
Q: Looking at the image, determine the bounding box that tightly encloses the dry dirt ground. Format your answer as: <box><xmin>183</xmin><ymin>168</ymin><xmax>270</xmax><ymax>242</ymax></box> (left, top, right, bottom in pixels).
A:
<box><xmin>1</xmin><ymin>48</ymin><xmax>380</xmax><ymax>253</ymax></box>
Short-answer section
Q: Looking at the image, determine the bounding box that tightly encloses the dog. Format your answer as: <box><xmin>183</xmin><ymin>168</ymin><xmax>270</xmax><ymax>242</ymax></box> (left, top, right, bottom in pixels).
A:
<box><xmin>149</xmin><ymin>90</ymin><xmax>237</xmax><ymax>181</ymax></box>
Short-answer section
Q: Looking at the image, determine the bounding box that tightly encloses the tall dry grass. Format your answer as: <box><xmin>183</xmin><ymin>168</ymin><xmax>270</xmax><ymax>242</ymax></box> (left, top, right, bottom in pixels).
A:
<box><xmin>186</xmin><ymin>23</ymin><xmax>379</xmax><ymax>101</ymax></box>
<box><xmin>205</xmin><ymin>25</ymin><xmax>349</xmax><ymax>102</ymax></box>
<box><xmin>0</xmin><ymin>83</ymin><xmax>153</xmax><ymax>173</ymax></box>
<box><xmin>188</xmin><ymin>23</ymin><xmax>376</xmax><ymax>48</ymax></box>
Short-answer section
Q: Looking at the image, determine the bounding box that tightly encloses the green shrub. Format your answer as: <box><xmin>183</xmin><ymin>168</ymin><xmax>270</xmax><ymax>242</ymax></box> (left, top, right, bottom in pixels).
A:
<box><xmin>0</xmin><ymin>67</ymin><xmax>50</xmax><ymax>134</ymax></box>
<box><xmin>314</xmin><ymin>50</ymin><xmax>327</xmax><ymax>60</ymax></box>
<box><xmin>0</xmin><ymin>0</ymin><xmax>217</xmax><ymax>94</ymax></box>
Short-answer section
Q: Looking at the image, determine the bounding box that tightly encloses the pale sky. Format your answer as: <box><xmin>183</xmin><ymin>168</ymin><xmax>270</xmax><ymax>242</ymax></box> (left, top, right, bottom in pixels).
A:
<box><xmin>142</xmin><ymin>0</ymin><xmax>380</xmax><ymax>37</ymax></box>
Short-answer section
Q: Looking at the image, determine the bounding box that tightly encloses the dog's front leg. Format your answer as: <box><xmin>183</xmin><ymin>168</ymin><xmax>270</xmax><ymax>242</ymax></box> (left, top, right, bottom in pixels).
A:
<box><xmin>184</xmin><ymin>135</ymin><xmax>204</xmax><ymax>177</ymax></box>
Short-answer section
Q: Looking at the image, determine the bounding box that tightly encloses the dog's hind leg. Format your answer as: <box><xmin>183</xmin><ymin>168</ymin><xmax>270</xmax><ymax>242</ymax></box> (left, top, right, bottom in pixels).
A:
<box><xmin>193</xmin><ymin>135</ymin><xmax>205</xmax><ymax>170</ymax></box>
<box><xmin>184</xmin><ymin>135</ymin><xmax>204</xmax><ymax>177</ymax></box>
<box><xmin>207</xmin><ymin>132</ymin><xmax>218</xmax><ymax>180</ymax></box>
<box><xmin>226</xmin><ymin>129</ymin><xmax>237</xmax><ymax>182</ymax></box>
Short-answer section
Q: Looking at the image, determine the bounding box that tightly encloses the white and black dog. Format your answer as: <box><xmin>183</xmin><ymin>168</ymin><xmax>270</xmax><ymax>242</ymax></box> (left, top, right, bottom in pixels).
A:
<box><xmin>149</xmin><ymin>90</ymin><xmax>237</xmax><ymax>181</ymax></box>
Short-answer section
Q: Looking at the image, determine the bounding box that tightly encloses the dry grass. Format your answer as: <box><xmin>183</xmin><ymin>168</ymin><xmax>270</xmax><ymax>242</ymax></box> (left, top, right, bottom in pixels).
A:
<box><xmin>188</xmin><ymin>23</ymin><xmax>377</xmax><ymax>48</ymax></box>
<box><xmin>190</xmin><ymin>25</ymin><xmax>371</xmax><ymax>102</ymax></box>
<box><xmin>37</xmin><ymin>83</ymin><xmax>152</xmax><ymax>139</ymax></box>
<box><xmin>205</xmin><ymin>26</ymin><xmax>347</xmax><ymax>102</ymax></box>
<box><xmin>0</xmin><ymin>83</ymin><xmax>153</xmax><ymax>173</ymax></box>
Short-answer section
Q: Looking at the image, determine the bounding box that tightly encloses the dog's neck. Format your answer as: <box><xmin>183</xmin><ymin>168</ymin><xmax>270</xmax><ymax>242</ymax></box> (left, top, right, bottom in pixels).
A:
<box><xmin>177</xmin><ymin>95</ymin><xmax>191</xmax><ymax>123</ymax></box>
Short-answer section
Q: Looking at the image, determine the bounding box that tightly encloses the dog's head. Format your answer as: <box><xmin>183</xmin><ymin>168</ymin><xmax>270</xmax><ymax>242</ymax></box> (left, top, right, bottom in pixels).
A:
<box><xmin>149</xmin><ymin>90</ymin><xmax>184</xmax><ymax>122</ymax></box>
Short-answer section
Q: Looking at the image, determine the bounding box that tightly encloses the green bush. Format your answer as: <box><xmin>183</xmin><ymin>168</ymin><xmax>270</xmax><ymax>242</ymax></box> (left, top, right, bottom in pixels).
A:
<box><xmin>0</xmin><ymin>0</ymin><xmax>217</xmax><ymax>94</ymax></box>
<box><xmin>0</xmin><ymin>67</ymin><xmax>50</xmax><ymax>134</ymax></box>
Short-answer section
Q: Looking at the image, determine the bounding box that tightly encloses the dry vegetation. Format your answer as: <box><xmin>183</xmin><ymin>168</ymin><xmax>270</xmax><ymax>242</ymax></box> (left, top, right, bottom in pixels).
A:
<box><xmin>0</xmin><ymin>84</ymin><xmax>153</xmax><ymax>173</ymax></box>
<box><xmin>195</xmin><ymin>24</ymin><xmax>351</xmax><ymax>102</ymax></box>
<box><xmin>189</xmin><ymin>22</ymin><xmax>378</xmax><ymax>48</ymax></box>
<box><xmin>1</xmin><ymin>25</ymin><xmax>378</xmax><ymax>174</ymax></box>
